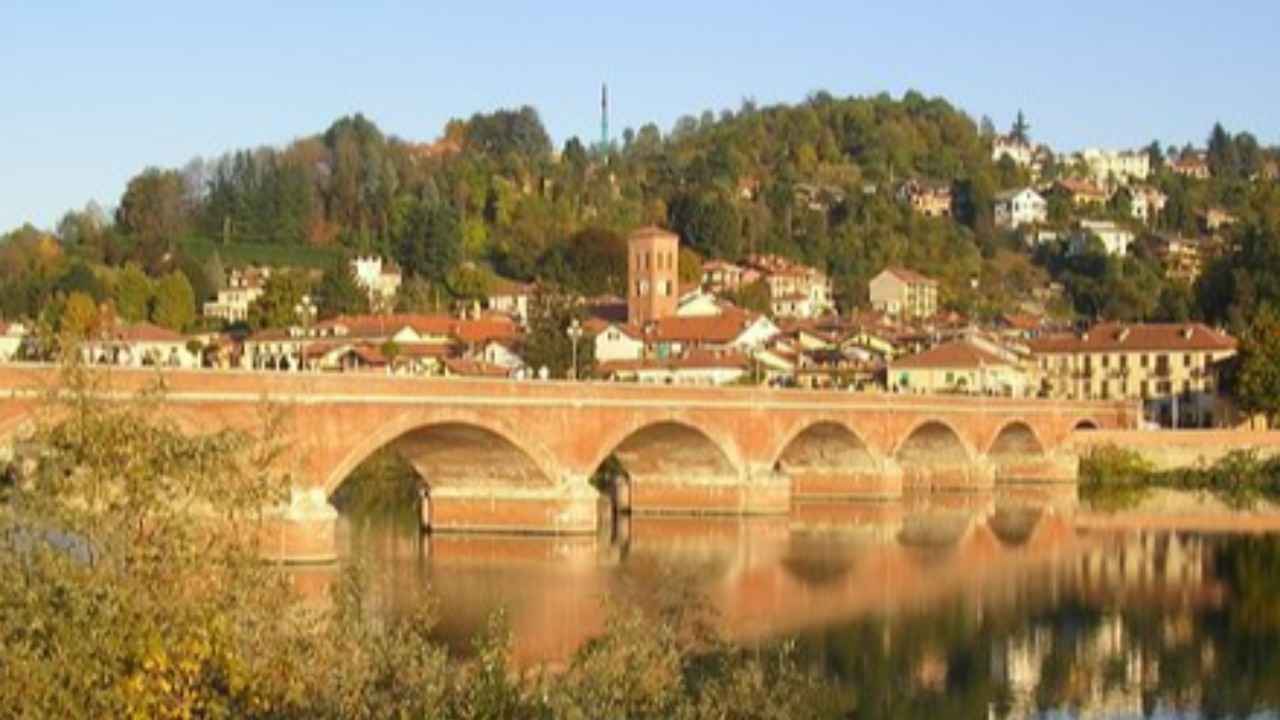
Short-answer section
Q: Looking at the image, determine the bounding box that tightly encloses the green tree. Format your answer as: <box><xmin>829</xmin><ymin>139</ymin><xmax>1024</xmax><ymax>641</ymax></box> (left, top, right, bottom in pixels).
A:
<box><xmin>151</xmin><ymin>271</ymin><xmax>196</xmax><ymax>331</ymax></box>
<box><xmin>1232</xmin><ymin>305</ymin><xmax>1280</xmax><ymax>427</ymax></box>
<box><xmin>60</xmin><ymin>291</ymin><xmax>100</xmax><ymax>339</ymax></box>
<box><xmin>116</xmin><ymin>167</ymin><xmax>190</xmax><ymax>254</ymax></box>
<box><xmin>1010</xmin><ymin>110</ymin><xmax>1031</xmax><ymax>143</ymax></box>
<box><xmin>725</xmin><ymin>279</ymin><xmax>772</xmax><ymax>314</ymax></box>
<box><xmin>316</xmin><ymin>259</ymin><xmax>370</xmax><ymax>319</ymax></box>
<box><xmin>113</xmin><ymin>262</ymin><xmax>153</xmax><ymax>323</ymax></box>
<box><xmin>523</xmin><ymin>289</ymin><xmax>593</xmax><ymax>379</ymax></box>
<box><xmin>247</xmin><ymin>270</ymin><xmax>311</xmax><ymax>330</ymax></box>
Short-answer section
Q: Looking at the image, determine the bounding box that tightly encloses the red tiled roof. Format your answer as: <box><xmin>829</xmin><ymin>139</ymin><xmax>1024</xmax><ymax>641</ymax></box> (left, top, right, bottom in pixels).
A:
<box><xmin>644</xmin><ymin>309</ymin><xmax>764</xmax><ymax>344</ymax></box>
<box><xmin>880</xmin><ymin>266</ymin><xmax>937</xmax><ymax>286</ymax></box>
<box><xmin>1028</xmin><ymin>323</ymin><xmax>1237</xmax><ymax>354</ymax></box>
<box><xmin>104</xmin><ymin>322</ymin><xmax>187</xmax><ymax>343</ymax></box>
<box><xmin>1000</xmin><ymin>313</ymin><xmax>1044</xmax><ymax>331</ymax></box>
<box><xmin>892</xmin><ymin>340</ymin><xmax>1011</xmax><ymax>369</ymax></box>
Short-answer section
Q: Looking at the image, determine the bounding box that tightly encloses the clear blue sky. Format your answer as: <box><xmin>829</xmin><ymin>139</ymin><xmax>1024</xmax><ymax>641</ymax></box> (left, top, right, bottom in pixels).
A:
<box><xmin>2</xmin><ymin>1</ymin><xmax>1277</xmax><ymax>231</ymax></box>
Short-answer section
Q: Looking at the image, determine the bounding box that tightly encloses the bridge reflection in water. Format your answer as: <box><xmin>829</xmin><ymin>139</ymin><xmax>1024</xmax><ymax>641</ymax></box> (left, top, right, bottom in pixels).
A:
<box><xmin>293</xmin><ymin>483</ymin><xmax>1101</xmax><ymax>663</ymax></box>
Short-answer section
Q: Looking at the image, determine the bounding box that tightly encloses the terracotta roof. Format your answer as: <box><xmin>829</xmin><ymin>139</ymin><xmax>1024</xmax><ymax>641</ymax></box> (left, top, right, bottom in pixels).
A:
<box><xmin>880</xmin><ymin>266</ymin><xmax>937</xmax><ymax>286</ymax></box>
<box><xmin>1056</xmin><ymin>178</ymin><xmax>1108</xmax><ymax>197</ymax></box>
<box><xmin>488</xmin><ymin>276</ymin><xmax>534</xmax><ymax>296</ymax></box>
<box><xmin>1028</xmin><ymin>323</ymin><xmax>1237</xmax><ymax>354</ymax></box>
<box><xmin>629</xmin><ymin>226</ymin><xmax>678</xmax><ymax>241</ymax></box>
<box><xmin>891</xmin><ymin>340</ymin><xmax>1011</xmax><ymax>369</ymax></box>
<box><xmin>442</xmin><ymin>357</ymin><xmax>512</xmax><ymax>377</ymax></box>
<box><xmin>598</xmin><ymin>349</ymin><xmax>752</xmax><ymax>374</ymax></box>
<box><xmin>645</xmin><ymin>309</ymin><xmax>765</xmax><ymax>344</ymax></box>
<box><xmin>999</xmin><ymin>313</ymin><xmax>1043</xmax><ymax>331</ymax></box>
<box><xmin>103</xmin><ymin>322</ymin><xmax>187</xmax><ymax>343</ymax></box>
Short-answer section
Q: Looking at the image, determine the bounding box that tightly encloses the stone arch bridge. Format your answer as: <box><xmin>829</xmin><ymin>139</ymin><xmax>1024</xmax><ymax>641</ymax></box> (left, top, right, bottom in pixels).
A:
<box><xmin>0</xmin><ymin>366</ymin><xmax>1136</xmax><ymax>561</ymax></box>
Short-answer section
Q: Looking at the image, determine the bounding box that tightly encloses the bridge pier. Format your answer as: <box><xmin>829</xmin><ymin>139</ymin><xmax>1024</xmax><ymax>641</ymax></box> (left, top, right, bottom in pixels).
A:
<box><xmin>623</xmin><ymin>469</ymin><xmax>790</xmax><ymax>516</ymax></box>
<box><xmin>261</xmin><ymin>487</ymin><xmax>340</xmax><ymax>564</ymax></box>
<box><xmin>426</xmin><ymin>483</ymin><xmax>599</xmax><ymax>535</ymax></box>
<box><xmin>901</xmin><ymin>457</ymin><xmax>997</xmax><ymax>492</ymax></box>
<box><xmin>787</xmin><ymin>458</ymin><xmax>904</xmax><ymax>501</ymax></box>
<box><xmin>993</xmin><ymin>451</ymin><xmax>1079</xmax><ymax>484</ymax></box>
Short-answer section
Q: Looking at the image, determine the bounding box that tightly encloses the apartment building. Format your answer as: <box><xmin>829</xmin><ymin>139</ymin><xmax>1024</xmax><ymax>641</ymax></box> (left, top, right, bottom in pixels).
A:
<box><xmin>869</xmin><ymin>267</ymin><xmax>939</xmax><ymax>319</ymax></box>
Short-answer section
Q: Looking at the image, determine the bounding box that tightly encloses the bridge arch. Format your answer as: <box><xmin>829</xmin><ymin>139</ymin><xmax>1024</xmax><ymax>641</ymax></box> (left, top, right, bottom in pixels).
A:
<box><xmin>324</xmin><ymin>409</ymin><xmax>562</xmax><ymax>498</ymax></box>
<box><xmin>585</xmin><ymin>417</ymin><xmax>744</xmax><ymax>485</ymax></box>
<box><xmin>986</xmin><ymin>420</ymin><xmax>1047</xmax><ymax>457</ymax></box>
<box><xmin>894</xmin><ymin>418</ymin><xmax>974</xmax><ymax>464</ymax></box>
<box><xmin>1073</xmin><ymin>418</ymin><xmax>1101</xmax><ymax>431</ymax></box>
<box><xmin>770</xmin><ymin>420</ymin><xmax>881</xmax><ymax>471</ymax></box>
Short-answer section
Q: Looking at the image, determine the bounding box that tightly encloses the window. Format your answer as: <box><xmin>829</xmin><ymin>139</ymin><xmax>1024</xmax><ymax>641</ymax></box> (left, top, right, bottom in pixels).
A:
<box><xmin>1141</xmin><ymin>354</ymin><xmax>1149</xmax><ymax>368</ymax></box>
<box><xmin>1101</xmin><ymin>355</ymin><xmax>1110</xmax><ymax>369</ymax></box>
<box><xmin>1183</xmin><ymin>353</ymin><xmax>1192</xmax><ymax>367</ymax></box>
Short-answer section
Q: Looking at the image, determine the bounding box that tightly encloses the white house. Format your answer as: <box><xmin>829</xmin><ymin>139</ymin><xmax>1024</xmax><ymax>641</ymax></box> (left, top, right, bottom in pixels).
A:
<box><xmin>1071</xmin><ymin>220</ymin><xmax>1135</xmax><ymax>257</ymax></box>
<box><xmin>203</xmin><ymin>266</ymin><xmax>269</xmax><ymax>324</ymax></box>
<box><xmin>487</xmin><ymin>277</ymin><xmax>534</xmax><ymax>326</ymax></box>
<box><xmin>590</xmin><ymin>322</ymin><xmax>646</xmax><ymax>363</ymax></box>
<box><xmin>83</xmin><ymin>323</ymin><xmax>200</xmax><ymax>369</ymax></box>
<box><xmin>994</xmin><ymin>189</ymin><xmax>1048</xmax><ymax>229</ymax></box>
<box><xmin>992</xmin><ymin>136</ymin><xmax>1035</xmax><ymax>167</ymax></box>
<box><xmin>0</xmin><ymin>322</ymin><xmax>28</xmax><ymax>361</ymax></box>
<box><xmin>351</xmin><ymin>256</ymin><xmax>402</xmax><ymax>311</ymax></box>
<box><xmin>675</xmin><ymin>289</ymin><xmax>724</xmax><ymax>318</ymax></box>
<box><xmin>1079</xmin><ymin>148</ymin><xmax>1151</xmax><ymax>187</ymax></box>
<box><xmin>1128</xmin><ymin>186</ymin><xmax>1168</xmax><ymax>225</ymax></box>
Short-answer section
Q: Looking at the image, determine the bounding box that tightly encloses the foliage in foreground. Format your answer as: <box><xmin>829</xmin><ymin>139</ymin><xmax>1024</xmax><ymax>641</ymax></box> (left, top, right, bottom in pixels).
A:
<box><xmin>0</xmin><ymin>362</ymin><xmax>829</xmax><ymax>718</ymax></box>
<box><xmin>1079</xmin><ymin>444</ymin><xmax>1280</xmax><ymax>511</ymax></box>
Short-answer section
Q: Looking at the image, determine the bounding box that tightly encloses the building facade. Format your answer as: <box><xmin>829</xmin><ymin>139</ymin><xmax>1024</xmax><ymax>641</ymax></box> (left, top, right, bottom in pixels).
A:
<box><xmin>994</xmin><ymin>189</ymin><xmax>1048</xmax><ymax>229</ymax></box>
<box><xmin>1029</xmin><ymin>323</ymin><xmax>1237</xmax><ymax>427</ymax></box>
<box><xmin>627</xmin><ymin>227</ymin><xmax>680</xmax><ymax>325</ymax></box>
<box><xmin>869</xmin><ymin>267</ymin><xmax>939</xmax><ymax>319</ymax></box>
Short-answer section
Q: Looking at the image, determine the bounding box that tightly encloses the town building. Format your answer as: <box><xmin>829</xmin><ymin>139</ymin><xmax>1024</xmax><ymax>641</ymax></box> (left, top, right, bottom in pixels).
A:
<box><xmin>889</xmin><ymin>339</ymin><xmax>1030</xmax><ymax>397</ymax></box>
<box><xmin>82</xmin><ymin>323</ymin><xmax>201</xmax><ymax>369</ymax></box>
<box><xmin>1200</xmin><ymin>207</ymin><xmax>1237</xmax><ymax>233</ymax></box>
<box><xmin>202</xmin><ymin>266</ymin><xmax>270</xmax><ymax>324</ymax></box>
<box><xmin>1152</xmin><ymin>235</ymin><xmax>1206</xmax><ymax>283</ymax></box>
<box><xmin>1170</xmin><ymin>153</ymin><xmax>1211</xmax><ymax>179</ymax></box>
<box><xmin>869</xmin><ymin>267</ymin><xmax>939</xmax><ymax>319</ymax></box>
<box><xmin>1029</xmin><ymin>322</ymin><xmax>1237</xmax><ymax>427</ymax></box>
<box><xmin>486</xmin><ymin>277</ymin><xmax>535</xmax><ymax>326</ymax></box>
<box><xmin>1127</xmin><ymin>186</ymin><xmax>1167</xmax><ymax>224</ymax></box>
<box><xmin>1070</xmin><ymin>220</ymin><xmax>1135</xmax><ymax>257</ymax></box>
<box><xmin>993</xmin><ymin>188</ymin><xmax>1048</xmax><ymax>229</ymax></box>
<box><xmin>896</xmin><ymin>179</ymin><xmax>953</xmax><ymax>218</ymax></box>
<box><xmin>351</xmin><ymin>256</ymin><xmax>402</xmax><ymax>311</ymax></box>
<box><xmin>1079</xmin><ymin>148</ymin><xmax>1151</xmax><ymax>187</ymax></box>
<box><xmin>627</xmin><ymin>226</ymin><xmax>679</xmax><ymax>325</ymax></box>
<box><xmin>596</xmin><ymin>349</ymin><xmax>753</xmax><ymax>386</ymax></box>
<box><xmin>1054</xmin><ymin>178</ymin><xmax>1110</xmax><ymax>207</ymax></box>
<box><xmin>0</xmin><ymin>321</ymin><xmax>28</xmax><ymax>362</ymax></box>
<box><xmin>700</xmin><ymin>259</ymin><xmax>758</xmax><ymax>294</ymax></box>
<box><xmin>992</xmin><ymin>136</ymin><xmax>1035</xmax><ymax>167</ymax></box>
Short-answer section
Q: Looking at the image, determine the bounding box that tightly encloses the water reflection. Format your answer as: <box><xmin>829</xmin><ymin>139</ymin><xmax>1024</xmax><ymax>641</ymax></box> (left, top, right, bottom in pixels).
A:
<box><xmin>310</xmin><ymin>487</ymin><xmax>1280</xmax><ymax>717</ymax></box>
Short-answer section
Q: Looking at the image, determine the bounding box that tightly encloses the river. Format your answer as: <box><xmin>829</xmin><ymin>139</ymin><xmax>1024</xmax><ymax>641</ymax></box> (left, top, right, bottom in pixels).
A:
<box><xmin>303</xmin><ymin>482</ymin><xmax>1280</xmax><ymax>719</ymax></box>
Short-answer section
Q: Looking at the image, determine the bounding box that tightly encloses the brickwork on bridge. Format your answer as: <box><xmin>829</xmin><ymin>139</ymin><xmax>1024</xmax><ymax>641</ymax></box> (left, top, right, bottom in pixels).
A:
<box><xmin>0</xmin><ymin>365</ymin><xmax>1137</xmax><ymax>561</ymax></box>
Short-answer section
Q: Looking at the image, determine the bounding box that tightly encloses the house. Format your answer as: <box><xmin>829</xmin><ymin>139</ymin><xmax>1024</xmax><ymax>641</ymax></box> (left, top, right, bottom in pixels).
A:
<box><xmin>486</xmin><ymin>277</ymin><xmax>535</xmax><ymax>325</ymax></box>
<box><xmin>995</xmin><ymin>313</ymin><xmax>1046</xmax><ymax>340</ymax></box>
<box><xmin>82</xmin><ymin>323</ymin><xmax>200</xmax><ymax>369</ymax></box>
<box><xmin>0</xmin><ymin>321</ymin><xmax>28</xmax><ymax>361</ymax></box>
<box><xmin>1127</xmin><ymin>186</ymin><xmax>1167</xmax><ymax>224</ymax></box>
<box><xmin>869</xmin><ymin>267</ymin><xmax>939</xmax><ymax>320</ymax></box>
<box><xmin>1029</xmin><ymin>322</ymin><xmax>1237</xmax><ymax>427</ymax></box>
<box><xmin>1170</xmin><ymin>154</ymin><xmax>1211</xmax><ymax>179</ymax></box>
<box><xmin>1200</xmin><ymin>207</ymin><xmax>1237</xmax><ymax>233</ymax></box>
<box><xmin>701</xmin><ymin>259</ymin><xmax>757</xmax><ymax>294</ymax></box>
<box><xmin>889</xmin><ymin>340</ymin><xmax>1029</xmax><ymax>397</ymax></box>
<box><xmin>993</xmin><ymin>188</ymin><xmax>1048</xmax><ymax>229</ymax></box>
<box><xmin>1079</xmin><ymin>148</ymin><xmax>1151</xmax><ymax>187</ymax></box>
<box><xmin>743</xmin><ymin>254</ymin><xmax>834</xmax><ymax>320</ymax></box>
<box><xmin>203</xmin><ymin>266</ymin><xmax>270</xmax><ymax>324</ymax></box>
<box><xmin>675</xmin><ymin>288</ymin><xmax>724</xmax><ymax>317</ymax></box>
<box><xmin>351</xmin><ymin>256</ymin><xmax>402</xmax><ymax>311</ymax></box>
<box><xmin>596</xmin><ymin>349</ymin><xmax>753</xmax><ymax>386</ymax></box>
<box><xmin>1153</xmin><ymin>236</ymin><xmax>1206</xmax><ymax>284</ymax></box>
<box><xmin>896</xmin><ymin>179</ymin><xmax>953</xmax><ymax>218</ymax></box>
<box><xmin>992</xmin><ymin>136</ymin><xmax>1035</xmax><ymax>167</ymax></box>
<box><xmin>588</xmin><ymin>320</ymin><xmax>646</xmax><ymax>363</ymax></box>
<box><xmin>1070</xmin><ymin>220</ymin><xmax>1135</xmax><ymax>257</ymax></box>
<box><xmin>1054</xmin><ymin>178</ymin><xmax>1110</xmax><ymax>207</ymax></box>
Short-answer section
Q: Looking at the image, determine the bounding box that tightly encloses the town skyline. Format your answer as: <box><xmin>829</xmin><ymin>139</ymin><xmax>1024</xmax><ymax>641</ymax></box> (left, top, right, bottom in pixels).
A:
<box><xmin>4</xmin><ymin>1</ymin><xmax>1280</xmax><ymax>230</ymax></box>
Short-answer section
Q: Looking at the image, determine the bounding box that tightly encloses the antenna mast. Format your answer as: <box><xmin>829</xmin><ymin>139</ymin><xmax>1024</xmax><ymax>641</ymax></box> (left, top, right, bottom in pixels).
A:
<box><xmin>600</xmin><ymin>83</ymin><xmax>609</xmax><ymax>151</ymax></box>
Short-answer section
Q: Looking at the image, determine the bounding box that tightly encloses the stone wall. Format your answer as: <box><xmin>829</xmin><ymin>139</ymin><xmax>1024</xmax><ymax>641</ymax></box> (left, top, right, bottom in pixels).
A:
<box><xmin>1072</xmin><ymin>430</ymin><xmax>1280</xmax><ymax>471</ymax></box>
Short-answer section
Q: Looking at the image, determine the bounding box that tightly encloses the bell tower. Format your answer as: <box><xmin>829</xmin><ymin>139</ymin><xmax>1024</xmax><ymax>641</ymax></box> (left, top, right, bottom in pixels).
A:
<box><xmin>627</xmin><ymin>227</ymin><xmax>679</xmax><ymax>325</ymax></box>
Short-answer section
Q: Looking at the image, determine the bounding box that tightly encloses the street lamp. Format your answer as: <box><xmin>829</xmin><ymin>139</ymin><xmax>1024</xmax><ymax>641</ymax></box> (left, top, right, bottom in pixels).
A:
<box><xmin>294</xmin><ymin>297</ymin><xmax>316</xmax><ymax>372</ymax></box>
<box><xmin>566</xmin><ymin>318</ymin><xmax>583</xmax><ymax>380</ymax></box>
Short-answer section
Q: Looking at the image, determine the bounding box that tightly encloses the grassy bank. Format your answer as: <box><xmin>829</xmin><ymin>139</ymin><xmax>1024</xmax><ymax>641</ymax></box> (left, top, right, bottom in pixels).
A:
<box><xmin>1080</xmin><ymin>445</ymin><xmax>1280</xmax><ymax>511</ymax></box>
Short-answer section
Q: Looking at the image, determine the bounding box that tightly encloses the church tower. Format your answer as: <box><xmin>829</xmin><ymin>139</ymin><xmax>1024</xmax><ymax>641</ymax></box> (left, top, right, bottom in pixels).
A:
<box><xmin>627</xmin><ymin>227</ymin><xmax>680</xmax><ymax>325</ymax></box>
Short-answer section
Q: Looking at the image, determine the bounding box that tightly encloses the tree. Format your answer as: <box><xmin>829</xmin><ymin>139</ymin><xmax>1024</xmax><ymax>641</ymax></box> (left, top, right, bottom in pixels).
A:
<box><xmin>151</xmin><ymin>271</ymin><xmax>196</xmax><ymax>331</ymax></box>
<box><xmin>395</xmin><ymin>275</ymin><xmax>443</xmax><ymax>313</ymax></box>
<box><xmin>397</xmin><ymin>199</ymin><xmax>462</xmax><ymax>284</ymax></box>
<box><xmin>678</xmin><ymin>247</ymin><xmax>703</xmax><ymax>286</ymax></box>
<box><xmin>60</xmin><ymin>291</ymin><xmax>101</xmax><ymax>339</ymax></box>
<box><xmin>1010</xmin><ymin>110</ymin><xmax>1031</xmax><ymax>143</ymax></box>
<box><xmin>247</xmin><ymin>270</ymin><xmax>311</xmax><ymax>330</ymax></box>
<box><xmin>112</xmin><ymin>263</ymin><xmax>153</xmax><ymax>323</ymax></box>
<box><xmin>116</xmin><ymin>168</ymin><xmax>190</xmax><ymax>252</ymax></box>
<box><xmin>1232</xmin><ymin>305</ymin><xmax>1280</xmax><ymax>427</ymax></box>
<box><xmin>725</xmin><ymin>279</ymin><xmax>772</xmax><ymax>314</ymax></box>
<box><xmin>562</xmin><ymin>227</ymin><xmax>627</xmax><ymax>296</ymax></box>
<box><xmin>523</xmin><ymin>288</ymin><xmax>593</xmax><ymax>379</ymax></box>
<box><xmin>316</xmin><ymin>259</ymin><xmax>369</xmax><ymax>319</ymax></box>
<box><xmin>54</xmin><ymin>261</ymin><xmax>107</xmax><ymax>302</ymax></box>
<box><xmin>204</xmin><ymin>251</ymin><xmax>227</xmax><ymax>299</ymax></box>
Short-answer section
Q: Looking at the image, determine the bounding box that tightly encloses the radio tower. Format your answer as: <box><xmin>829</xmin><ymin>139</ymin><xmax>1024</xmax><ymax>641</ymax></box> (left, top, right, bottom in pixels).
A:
<box><xmin>600</xmin><ymin>83</ymin><xmax>609</xmax><ymax>151</ymax></box>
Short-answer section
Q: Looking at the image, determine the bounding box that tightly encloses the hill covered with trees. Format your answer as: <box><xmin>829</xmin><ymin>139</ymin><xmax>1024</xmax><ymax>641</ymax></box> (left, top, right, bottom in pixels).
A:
<box><xmin>3</xmin><ymin>90</ymin><xmax>1279</xmax><ymax>335</ymax></box>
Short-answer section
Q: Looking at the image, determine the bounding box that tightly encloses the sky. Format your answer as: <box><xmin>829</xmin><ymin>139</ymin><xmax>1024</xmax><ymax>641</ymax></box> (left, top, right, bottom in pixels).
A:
<box><xmin>1</xmin><ymin>1</ymin><xmax>1277</xmax><ymax>232</ymax></box>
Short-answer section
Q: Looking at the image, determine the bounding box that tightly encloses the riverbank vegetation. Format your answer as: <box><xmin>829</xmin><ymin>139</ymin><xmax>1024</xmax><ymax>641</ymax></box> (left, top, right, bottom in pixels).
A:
<box><xmin>0</xmin><ymin>361</ymin><xmax>831</xmax><ymax>718</ymax></box>
<box><xmin>1079</xmin><ymin>444</ymin><xmax>1280</xmax><ymax>510</ymax></box>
